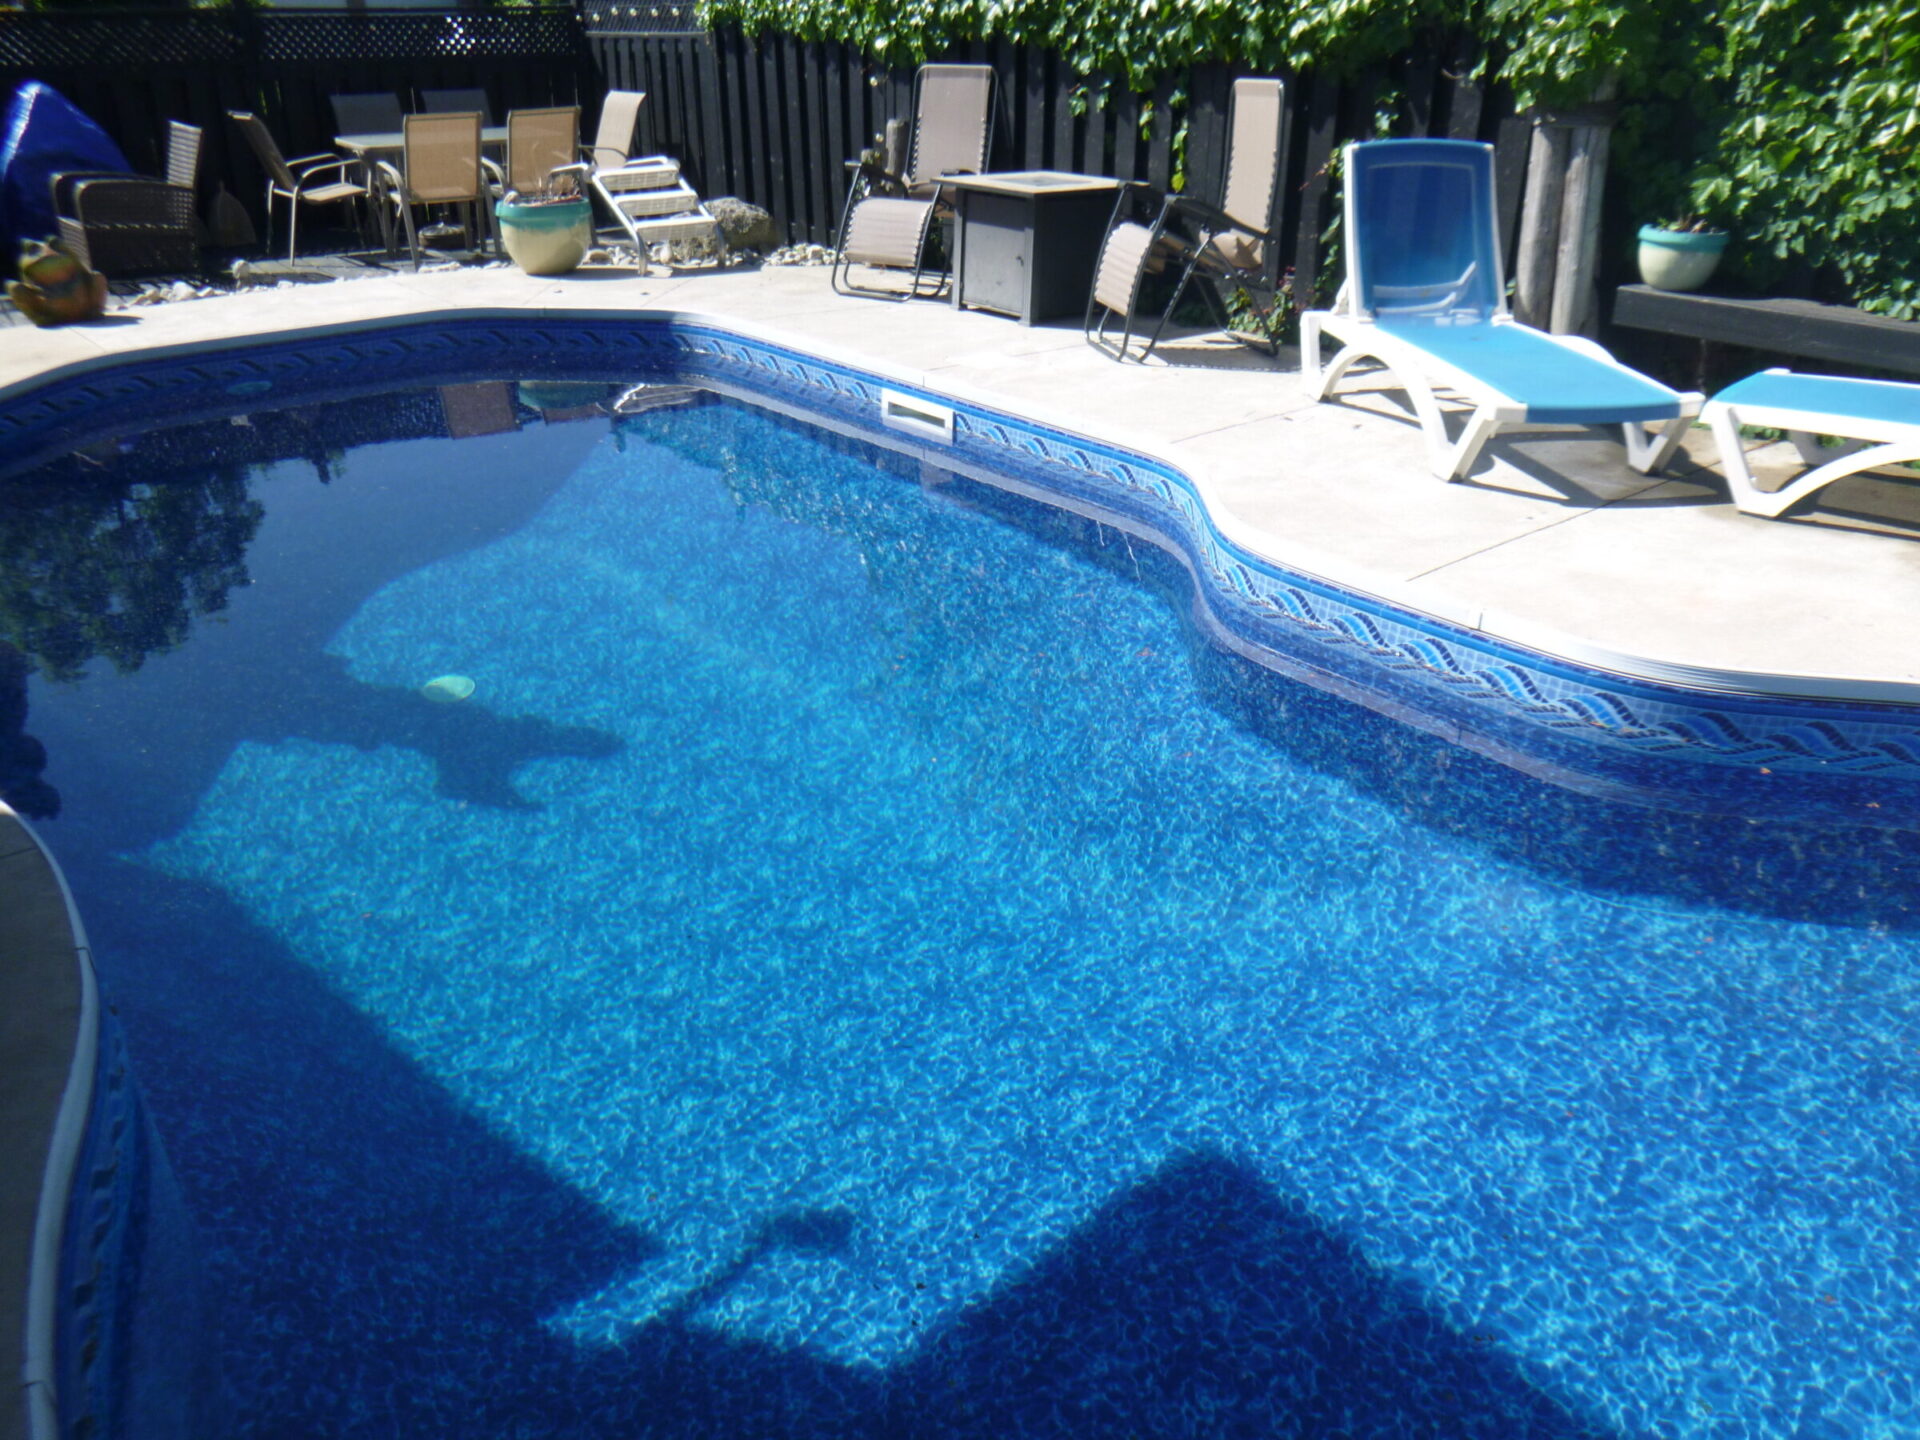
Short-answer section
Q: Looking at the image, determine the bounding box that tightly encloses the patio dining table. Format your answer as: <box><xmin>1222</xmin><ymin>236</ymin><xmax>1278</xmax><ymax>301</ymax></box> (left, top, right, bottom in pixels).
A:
<box><xmin>332</xmin><ymin>126</ymin><xmax>510</xmax><ymax>164</ymax></box>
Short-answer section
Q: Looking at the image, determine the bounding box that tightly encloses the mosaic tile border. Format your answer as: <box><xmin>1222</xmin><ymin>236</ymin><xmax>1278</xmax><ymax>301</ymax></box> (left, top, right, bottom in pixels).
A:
<box><xmin>8</xmin><ymin>313</ymin><xmax>1920</xmax><ymax>787</ymax></box>
<box><xmin>55</xmin><ymin>1010</ymin><xmax>145</xmax><ymax>1440</ymax></box>
<box><xmin>599</xmin><ymin>321</ymin><xmax>1920</xmax><ymax>788</ymax></box>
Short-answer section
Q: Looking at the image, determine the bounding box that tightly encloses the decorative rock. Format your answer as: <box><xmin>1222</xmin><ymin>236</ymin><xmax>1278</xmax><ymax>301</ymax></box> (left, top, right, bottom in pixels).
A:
<box><xmin>764</xmin><ymin>244</ymin><xmax>837</xmax><ymax>268</ymax></box>
<box><xmin>707</xmin><ymin>196</ymin><xmax>777</xmax><ymax>253</ymax></box>
<box><xmin>7</xmin><ymin>238</ymin><xmax>107</xmax><ymax>325</ymax></box>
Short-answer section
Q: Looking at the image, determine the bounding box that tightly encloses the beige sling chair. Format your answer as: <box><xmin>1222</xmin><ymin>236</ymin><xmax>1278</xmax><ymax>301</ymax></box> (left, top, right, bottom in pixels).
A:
<box><xmin>227</xmin><ymin>111</ymin><xmax>370</xmax><ymax>265</ymax></box>
<box><xmin>583</xmin><ymin>89</ymin><xmax>719</xmax><ymax>251</ymax></box>
<box><xmin>832</xmin><ymin>63</ymin><xmax>996</xmax><ymax>300</ymax></box>
<box><xmin>1085</xmin><ymin>77</ymin><xmax>1288</xmax><ymax>361</ymax></box>
<box><xmin>491</xmin><ymin>105</ymin><xmax>585</xmax><ymax>198</ymax></box>
<box><xmin>377</xmin><ymin>111</ymin><xmax>494</xmax><ymax>269</ymax></box>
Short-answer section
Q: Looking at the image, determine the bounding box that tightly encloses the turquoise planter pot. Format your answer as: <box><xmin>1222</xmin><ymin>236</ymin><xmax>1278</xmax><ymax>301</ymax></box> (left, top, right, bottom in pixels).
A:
<box><xmin>1637</xmin><ymin>225</ymin><xmax>1729</xmax><ymax>293</ymax></box>
<box><xmin>496</xmin><ymin>197</ymin><xmax>592</xmax><ymax>276</ymax></box>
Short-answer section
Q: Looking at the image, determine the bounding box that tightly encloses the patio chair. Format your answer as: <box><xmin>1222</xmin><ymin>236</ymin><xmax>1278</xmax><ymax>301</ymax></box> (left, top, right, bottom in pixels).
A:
<box><xmin>50</xmin><ymin>118</ymin><xmax>200</xmax><ymax>277</ymax></box>
<box><xmin>490</xmin><ymin>105</ymin><xmax>585</xmax><ymax>198</ymax></box>
<box><xmin>227</xmin><ymin>110</ymin><xmax>370</xmax><ymax>264</ymax></box>
<box><xmin>376</xmin><ymin>111</ymin><xmax>494</xmax><ymax>270</ymax></box>
<box><xmin>1702</xmin><ymin>369</ymin><xmax>1920</xmax><ymax>517</ymax></box>
<box><xmin>329</xmin><ymin>91</ymin><xmax>405</xmax><ymax>138</ymax></box>
<box><xmin>1301</xmin><ymin>139</ymin><xmax>1701</xmax><ymax>480</ymax></box>
<box><xmin>419</xmin><ymin>88</ymin><xmax>495</xmax><ymax>125</ymax></box>
<box><xmin>1085</xmin><ymin>77</ymin><xmax>1287</xmax><ymax>362</ymax></box>
<box><xmin>581</xmin><ymin>89</ymin><xmax>718</xmax><ymax>253</ymax></box>
<box><xmin>831</xmin><ymin>63</ymin><xmax>996</xmax><ymax>300</ymax></box>
<box><xmin>587</xmin><ymin>89</ymin><xmax>647</xmax><ymax>170</ymax></box>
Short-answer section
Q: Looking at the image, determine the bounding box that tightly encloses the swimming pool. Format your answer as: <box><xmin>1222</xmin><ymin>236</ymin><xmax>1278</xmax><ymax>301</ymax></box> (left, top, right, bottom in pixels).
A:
<box><xmin>6</xmin><ymin>319</ymin><xmax>1919</xmax><ymax>1438</ymax></box>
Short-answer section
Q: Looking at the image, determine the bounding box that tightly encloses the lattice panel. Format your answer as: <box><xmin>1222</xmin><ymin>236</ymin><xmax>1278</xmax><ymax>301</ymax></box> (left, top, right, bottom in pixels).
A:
<box><xmin>0</xmin><ymin>7</ymin><xmax>584</xmax><ymax>71</ymax></box>
<box><xmin>0</xmin><ymin>12</ymin><xmax>246</xmax><ymax>70</ymax></box>
<box><xmin>261</xmin><ymin>9</ymin><xmax>586</xmax><ymax>62</ymax></box>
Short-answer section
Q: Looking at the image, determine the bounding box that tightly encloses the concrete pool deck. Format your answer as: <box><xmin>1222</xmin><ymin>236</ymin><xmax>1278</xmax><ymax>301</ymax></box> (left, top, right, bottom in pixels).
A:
<box><xmin>5</xmin><ymin>258</ymin><xmax>1920</xmax><ymax>703</ymax></box>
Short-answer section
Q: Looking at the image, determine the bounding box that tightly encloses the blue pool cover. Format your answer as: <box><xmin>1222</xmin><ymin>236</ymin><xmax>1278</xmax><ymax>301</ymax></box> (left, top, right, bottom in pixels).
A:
<box><xmin>0</xmin><ymin>81</ymin><xmax>130</xmax><ymax>263</ymax></box>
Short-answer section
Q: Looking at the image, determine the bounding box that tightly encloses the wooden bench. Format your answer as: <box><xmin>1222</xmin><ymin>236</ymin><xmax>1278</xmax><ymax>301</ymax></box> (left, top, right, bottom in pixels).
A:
<box><xmin>1613</xmin><ymin>284</ymin><xmax>1920</xmax><ymax>377</ymax></box>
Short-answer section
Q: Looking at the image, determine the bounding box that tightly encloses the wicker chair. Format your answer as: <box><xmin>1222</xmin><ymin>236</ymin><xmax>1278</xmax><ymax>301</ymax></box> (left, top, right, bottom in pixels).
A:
<box><xmin>227</xmin><ymin>111</ymin><xmax>369</xmax><ymax>264</ymax></box>
<box><xmin>51</xmin><ymin>119</ymin><xmax>201</xmax><ymax>277</ymax></box>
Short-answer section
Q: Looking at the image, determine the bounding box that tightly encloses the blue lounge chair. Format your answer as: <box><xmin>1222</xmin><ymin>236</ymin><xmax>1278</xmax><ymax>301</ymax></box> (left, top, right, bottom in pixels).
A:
<box><xmin>1702</xmin><ymin>368</ymin><xmax>1920</xmax><ymax>517</ymax></box>
<box><xmin>1301</xmin><ymin>139</ymin><xmax>1702</xmax><ymax>480</ymax></box>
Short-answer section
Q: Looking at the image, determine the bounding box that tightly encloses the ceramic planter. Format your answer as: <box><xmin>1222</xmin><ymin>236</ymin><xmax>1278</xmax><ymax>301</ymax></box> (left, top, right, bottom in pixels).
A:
<box><xmin>496</xmin><ymin>197</ymin><xmax>592</xmax><ymax>276</ymax></box>
<box><xmin>1637</xmin><ymin>225</ymin><xmax>1729</xmax><ymax>293</ymax></box>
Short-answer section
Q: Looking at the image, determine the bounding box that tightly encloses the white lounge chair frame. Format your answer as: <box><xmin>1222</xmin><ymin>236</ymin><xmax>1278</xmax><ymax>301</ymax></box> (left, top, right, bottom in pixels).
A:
<box><xmin>1301</xmin><ymin>140</ymin><xmax>1702</xmax><ymax>482</ymax></box>
<box><xmin>1702</xmin><ymin>367</ymin><xmax>1920</xmax><ymax>517</ymax></box>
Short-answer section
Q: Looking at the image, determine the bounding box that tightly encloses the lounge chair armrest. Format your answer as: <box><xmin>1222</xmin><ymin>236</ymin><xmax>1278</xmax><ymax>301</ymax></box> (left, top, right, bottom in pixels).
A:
<box><xmin>854</xmin><ymin>159</ymin><xmax>910</xmax><ymax>197</ymax></box>
<box><xmin>59</xmin><ymin>176</ymin><xmax>196</xmax><ymax>231</ymax></box>
<box><xmin>372</xmin><ymin>158</ymin><xmax>405</xmax><ymax>195</ymax></box>
<box><xmin>50</xmin><ymin>168</ymin><xmax>142</xmax><ymax>212</ymax></box>
<box><xmin>285</xmin><ymin>151</ymin><xmax>339</xmax><ymax>170</ymax></box>
<box><xmin>290</xmin><ymin>157</ymin><xmax>357</xmax><ymax>186</ymax></box>
<box><xmin>481</xmin><ymin>156</ymin><xmax>506</xmax><ymax>190</ymax></box>
<box><xmin>546</xmin><ymin>162</ymin><xmax>590</xmax><ymax>194</ymax></box>
<box><xmin>1162</xmin><ymin>192</ymin><xmax>1269</xmax><ymax>240</ymax></box>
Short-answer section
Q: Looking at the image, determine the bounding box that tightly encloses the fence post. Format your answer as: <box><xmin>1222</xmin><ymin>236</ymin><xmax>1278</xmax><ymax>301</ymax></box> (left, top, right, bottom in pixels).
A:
<box><xmin>1512</xmin><ymin>117</ymin><xmax>1566</xmax><ymax>328</ymax></box>
<box><xmin>1512</xmin><ymin>81</ymin><xmax>1615</xmax><ymax>335</ymax></box>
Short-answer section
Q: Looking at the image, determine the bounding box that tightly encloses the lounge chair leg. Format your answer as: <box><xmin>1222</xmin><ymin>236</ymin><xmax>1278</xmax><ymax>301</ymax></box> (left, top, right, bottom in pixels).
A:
<box><xmin>1442</xmin><ymin>406</ymin><xmax>1503</xmax><ymax>480</ymax></box>
<box><xmin>1390</xmin><ymin>370</ymin><xmax>1491</xmax><ymax>479</ymax></box>
<box><xmin>1709</xmin><ymin>399</ymin><xmax>1920</xmax><ymax>516</ymax></box>
<box><xmin>1087</xmin><ymin>306</ymin><xmax>1124</xmax><ymax>363</ymax></box>
<box><xmin>1309</xmin><ymin>344</ymin><xmax>1366</xmax><ymax>401</ymax></box>
<box><xmin>1788</xmin><ymin>430</ymin><xmax>1869</xmax><ymax>466</ymax></box>
<box><xmin>1621</xmin><ymin>405</ymin><xmax>1698</xmax><ymax>475</ymax></box>
<box><xmin>1299</xmin><ymin>311</ymin><xmax>1325</xmax><ymax>386</ymax></box>
<box><xmin>1141</xmin><ymin>258</ymin><xmax>1200</xmax><ymax>362</ymax></box>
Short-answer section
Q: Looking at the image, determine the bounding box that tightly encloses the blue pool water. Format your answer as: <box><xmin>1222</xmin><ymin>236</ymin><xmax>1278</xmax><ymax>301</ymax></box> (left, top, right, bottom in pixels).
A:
<box><xmin>8</xmin><ymin>348</ymin><xmax>1920</xmax><ymax>1438</ymax></box>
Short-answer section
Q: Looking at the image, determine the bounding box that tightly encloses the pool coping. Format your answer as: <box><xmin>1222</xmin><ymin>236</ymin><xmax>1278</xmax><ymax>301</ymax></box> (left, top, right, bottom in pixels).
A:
<box><xmin>1</xmin><ymin>803</ymin><xmax>96</xmax><ymax>1440</ymax></box>
<box><xmin>6</xmin><ymin>296</ymin><xmax>1918</xmax><ymax>715</ymax></box>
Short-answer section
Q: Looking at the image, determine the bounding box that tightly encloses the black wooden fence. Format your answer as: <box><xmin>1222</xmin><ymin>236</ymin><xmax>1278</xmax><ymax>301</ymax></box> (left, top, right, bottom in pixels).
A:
<box><xmin>2</xmin><ymin>5</ymin><xmax>1531</xmax><ymax>302</ymax></box>
<box><xmin>591</xmin><ymin>24</ymin><xmax>1531</xmax><ymax>305</ymax></box>
<box><xmin>0</xmin><ymin>7</ymin><xmax>594</xmax><ymax>231</ymax></box>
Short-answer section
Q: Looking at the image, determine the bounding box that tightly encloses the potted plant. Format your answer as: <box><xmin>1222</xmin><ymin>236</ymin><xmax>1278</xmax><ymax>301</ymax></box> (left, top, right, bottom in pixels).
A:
<box><xmin>1637</xmin><ymin>216</ymin><xmax>1730</xmax><ymax>293</ymax></box>
<box><xmin>496</xmin><ymin>165</ymin><xmax>594</xmax><ymax>277</ymax></box>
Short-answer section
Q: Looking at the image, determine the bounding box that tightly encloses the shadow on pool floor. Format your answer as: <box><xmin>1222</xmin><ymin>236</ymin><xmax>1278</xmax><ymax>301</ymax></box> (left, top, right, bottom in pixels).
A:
<box><xmin>80</xmin><ymin>858</ymin><xmax>1614</xmax><ymax>1440</ymax></box>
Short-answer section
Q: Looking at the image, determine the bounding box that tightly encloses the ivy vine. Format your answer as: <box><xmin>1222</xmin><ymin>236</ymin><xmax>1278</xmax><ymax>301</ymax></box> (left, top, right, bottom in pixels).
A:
<box><xmin>703</xmin><ymin>0</ymin><xmax>1920</xmax><ymax>315</ymax></box>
